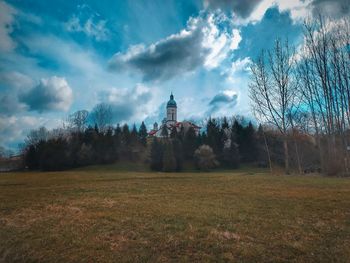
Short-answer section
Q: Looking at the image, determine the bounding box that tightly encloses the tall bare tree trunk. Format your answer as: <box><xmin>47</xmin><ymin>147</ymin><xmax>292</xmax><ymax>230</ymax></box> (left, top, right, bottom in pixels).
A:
<box><xmin>293</xmin><ymin>137</ymin><xmax>302</xmax><ymax>174</ymax></box>
<box><xmin>283</xmin><ymin>138</ymin><xmax>290</xmax><ymax>174</ymax></box>
<box><xmin>262</xmin><ymin>129</ymin><xmax>273</xmax><ymax>174</ymax></box>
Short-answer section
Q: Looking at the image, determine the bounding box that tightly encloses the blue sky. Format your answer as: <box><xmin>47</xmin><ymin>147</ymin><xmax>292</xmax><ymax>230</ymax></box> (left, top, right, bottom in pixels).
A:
<box><xmin>0</xmin><ymin>0</ymin><xmax>348</xmax><ymax>151</ymax></box>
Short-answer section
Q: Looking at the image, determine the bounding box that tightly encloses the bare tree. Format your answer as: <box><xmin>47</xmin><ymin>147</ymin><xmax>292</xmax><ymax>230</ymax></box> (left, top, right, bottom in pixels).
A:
<box><xmin>68</xmin><ymin>110</ymin><xmax>89</xmax><ymax>132</ymax></box>
<box><xmin>90</xmin><ymin>103</ymin><xmax>113</xmax><ymax>132</ymax></box>
<box><xmin>299</xmin><ymin>16</ymin><xmax>350</xmax><ymax>175</ymax></box>
<box><xmin>25</xmin><ymin>126</ymin><xmax>49</xmax><ymax>146</ymax></box>
<box><xmin>249</xmin><ymin>39</ymin><xmax>298</xmax><ymax>174</ymax></box>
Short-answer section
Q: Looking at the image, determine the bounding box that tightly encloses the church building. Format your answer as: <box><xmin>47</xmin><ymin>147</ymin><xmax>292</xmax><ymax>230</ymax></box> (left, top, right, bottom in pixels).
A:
<box><xmin>148</xmin><ymin>93</ymin><xmax>201</xmax><ymax>137</ymax></box>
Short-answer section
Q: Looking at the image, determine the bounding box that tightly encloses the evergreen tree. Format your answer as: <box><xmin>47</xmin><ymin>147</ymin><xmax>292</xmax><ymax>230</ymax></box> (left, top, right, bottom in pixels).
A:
<box><xmin>206</xmin><ymin>118</ymin><xmax>222</xmax><ymax>155</ymax></box>
<box><xmin>170</xmin><ymin>126</ymin><xmax>178</xmax><ymax>139</ymax></box>
<box><xmin>161</xmin><ymin>125</ymin><xmax>168</xmax><ymax>137</ymax></box>
<box><xmin>138</xmin><ymin>121</ymin><xmax>148</xmax><ymax>146</ymax></box>
<box><xmin>172</xmin><ymin>138</ymin><xmax>183</xmax><ymax>171</ymax></box>
<box><xmin>122</xmin><ymin>124</ymin><xmax>131</xmax><ymax>146</ymax></box>
<box><xmin>162</xmin><ymin>142</ymin><xmax>177</xmax><ymax>172</ymax></box>
<box><xmin>130</xmin><ymin>124</ymin><xmax>138</xmax><ymax>145</ymax></box>
<box><xmin>150</xmin><ymin>138</ymin><xmax>164</xmax><ymax>171</ymax></box>
<box><xmin>222</xmin><ymin>141</ymin><xmax>240</xmax><ymax>168</ymax></box>
<box><xmin>183</xmin><ymin>127</ymin><xmax>197</xmax><ymax>160</ymax></box>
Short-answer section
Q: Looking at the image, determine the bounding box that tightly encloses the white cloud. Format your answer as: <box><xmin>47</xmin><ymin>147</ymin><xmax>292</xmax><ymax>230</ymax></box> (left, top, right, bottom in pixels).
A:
<box><xmin>0</xmin><ymin>1</ymin><xmax>17</xmax><ymax>52</ymax></box>
<box><xmin>202</xmin><ymin>13</ymin><xmax>242</xmax><ymax>69</ymax></box>
<box><xmin>65</xmin><ymin>15</ymin><xmax>110</xmax><ymax>41</ymax></box>
<box><xmin>0</xmin><ymin>115</ymin><xmax>63</xmax><ymax>150</ymax></box>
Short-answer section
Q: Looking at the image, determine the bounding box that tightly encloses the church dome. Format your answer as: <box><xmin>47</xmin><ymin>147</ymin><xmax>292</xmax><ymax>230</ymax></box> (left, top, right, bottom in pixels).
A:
<box><xmin>167</xmin><ymin>93</ymin><xmax>177</xmax><ymax>108</ymax></box>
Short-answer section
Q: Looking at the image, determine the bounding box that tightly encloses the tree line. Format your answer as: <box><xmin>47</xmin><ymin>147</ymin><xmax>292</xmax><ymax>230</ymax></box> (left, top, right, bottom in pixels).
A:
<box><xmin>23</xmin><ymin>111</ymin><xmax>286</xmax><ymax>172</ymax></box>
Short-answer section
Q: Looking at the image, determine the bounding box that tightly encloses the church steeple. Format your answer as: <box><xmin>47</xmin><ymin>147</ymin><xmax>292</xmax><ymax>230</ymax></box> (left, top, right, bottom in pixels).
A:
<box><xmin>166</xmin><ymin>92</ymin><xmax>177</xmax><ymax>124</ymax></box>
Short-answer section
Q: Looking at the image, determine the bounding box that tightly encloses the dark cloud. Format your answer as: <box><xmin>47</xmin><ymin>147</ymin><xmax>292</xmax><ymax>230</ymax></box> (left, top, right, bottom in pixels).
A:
<box><xmin>311</xmin><ymin>0</ymin><xmax>349</xmax><ymax>17</ymax></box>
<box><xmin>208</xmin><ymin>91</ymin><xmax>238</xmax><ymax>114</ymax></box>
<box><xmin>108</xmin><ymin>13</ymin><xmax>240</xmax><ymax>82</ymax></box>
<box><xmin>204</xmin><ymin>0</ymin><xmax>262</xmax><ymax>18</ymax></box>
<box><xmin>19</xmin><ymin>76</ymin><xmax>73</xmax><ymax>113</ymax></box>
<box><xmin>109</xmin><ymin>27</ymin><xmax>208</xmax><ymax>81</ymax></box>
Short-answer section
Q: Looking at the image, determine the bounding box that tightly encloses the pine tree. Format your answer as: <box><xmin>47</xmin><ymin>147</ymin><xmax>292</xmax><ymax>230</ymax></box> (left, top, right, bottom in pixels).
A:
<box><xmin>162</xmin><ymin>142</ymin><xmax>177</xmax><ymax>172</ymax></box>
<box><xmin>122</xmin><ymin>124</ymin><xmax>131</xmax><ymax>146</ymax></box>
<box><xmin>130</xmin><ymin>124</ymin><xmax>138</xmax><ymax>145</ymax></box>
<box><xmin>161</xmin><ymin>125</ymin><xmax>168</xmax><ymax>137</ymax></box>
<box><xmin>172</xmin><ymin>138</ymin><xmax>183</xmax><ymax>171</ymax></box>
<box><xmin>170</xmin><ymin>126</ymin><xmax>178</xmax><ymax>139</ymax></box>
<box><xmin>138</xmin><ymin>121</ymin><xmax>148</xmax><ymax>146</ymax></box>
<box><xmin>184</xmin><ymin>127</ymin><xmax>197</xmax><ymax>160</ymax></box>
<box><xmin>150</xmin><ymin>138</ymin><xmax>163</xmax><ymax>171</ymax></box>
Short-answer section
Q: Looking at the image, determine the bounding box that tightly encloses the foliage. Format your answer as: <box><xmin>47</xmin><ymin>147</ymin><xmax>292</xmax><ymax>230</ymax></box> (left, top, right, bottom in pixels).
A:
<box><xmin>194</xmin><ymin>145</ymin><xmax>219</xmax><ymax>171</ymax></box>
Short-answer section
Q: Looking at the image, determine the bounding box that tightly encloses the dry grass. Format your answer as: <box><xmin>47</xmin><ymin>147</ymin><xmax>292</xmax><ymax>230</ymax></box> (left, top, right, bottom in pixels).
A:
<box><xmin>0</xmin><ymin>169</ymin><xmax>350</xmax><ymax>262</ymax></box>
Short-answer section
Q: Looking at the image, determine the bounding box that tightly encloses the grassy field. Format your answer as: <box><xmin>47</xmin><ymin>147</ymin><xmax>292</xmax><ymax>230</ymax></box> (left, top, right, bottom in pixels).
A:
<box><xmin>0</xmin><ymin>168</ymin><xmax>350</xmax><ymax>262</ymax></box>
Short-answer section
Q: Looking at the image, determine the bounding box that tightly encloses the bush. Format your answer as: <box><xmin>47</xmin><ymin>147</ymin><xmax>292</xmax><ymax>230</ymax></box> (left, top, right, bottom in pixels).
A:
<box><xmin>194</xmin><ymin>145</ymin><xmax>219</xmax><ymax>171</ymax></box>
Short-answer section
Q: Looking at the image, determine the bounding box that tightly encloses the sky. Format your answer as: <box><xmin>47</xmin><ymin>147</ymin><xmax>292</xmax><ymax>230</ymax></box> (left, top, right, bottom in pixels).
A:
<box><xmin>0</xmin><ymin>0</ymin><xmax>349</xmax><ymax>151</ymax></box>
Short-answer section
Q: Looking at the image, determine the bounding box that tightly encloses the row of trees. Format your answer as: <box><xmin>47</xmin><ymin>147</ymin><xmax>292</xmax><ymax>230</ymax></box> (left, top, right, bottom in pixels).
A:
<box><xmin>150</xmin><ymin>117</ymin><xmax>276</xmax><ymax>172</ymax></box>
<box><xmin>249</xmin><ymin>16</ymin><xmax>350</xmax><ymax>175</ymax></box>
<box><xmin>23</xmin><ymin>113</ymin><xmax>277</xmax><ymax>171</ymax></box>
<box><xmin>22</xmin><ymin>112</ymin><xmax>320</xmax><ymax>173</ymax></box>
<box><xmin>24</xmin><ymin>122</ymin><xmax>148</xmax><ymax>171</ymax></box>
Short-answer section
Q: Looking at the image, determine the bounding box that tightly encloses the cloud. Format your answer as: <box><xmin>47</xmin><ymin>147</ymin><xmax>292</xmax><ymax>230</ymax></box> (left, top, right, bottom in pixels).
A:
<box><xmin>0</xmin><ymin>115</ymin><xmax>62</xmax><ymax>151</ymax></box>
<box><xmin>98</xmin><ymin>84</ymin><xmax>154</xmax><ymax>123</ymax></box>
<box><xmin>65</xmin><ymin>4</ymin><xmax>110</xmax><ymax>41</ymax></box>
<box><xmin>207</xmin><ymin>90</ymin><xmax>238</xmax><ymax>115</ymax></box>
<box><xmin>0</xmin><ymin>71</ymin><xmax>34</xmax><ymax>90</ymax></box>
<box><xmin>0</xmin><ymin>1</ymin><xmax>17</xmax><ymax>52</ymax></box>
<box><xmin>109</xmin><ymin>12</ymin><xmax>241</xmax><ymax>81</ymax></box>
<box><xmin>203</xmin><ymin>0</ymin><xmax>262</xmax><ymax>18</ymax></box>
<box><xmin>0</xmin><ymin>71</ymin><xmax>34</xmax><ymax>115</ymax></box>
<box><xmin>311</xmin><ymin>0</ymin><xmax>349</xmax><ymax>17</ymax></box>
<box><xmin>20</xmin><ymin>76</ymin><xmax>73</xmax><ymax>112</ymax></box>
<box><xmin>65</xmin><ymin>15</ymin><xmax>110</xmax><ymax>41</ymax></box>
<box><xmin>0</xmin><ymin>94</ymin><xmax>26</xmax><ymax>115</ymax></box>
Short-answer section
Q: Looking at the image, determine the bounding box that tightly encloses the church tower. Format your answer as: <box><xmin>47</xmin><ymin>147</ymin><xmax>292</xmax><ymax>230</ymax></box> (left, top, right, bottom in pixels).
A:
<box><xmin>166</xmin><ymin>92</ymin><xmax>177</xmax><ymax>125</ymax></box>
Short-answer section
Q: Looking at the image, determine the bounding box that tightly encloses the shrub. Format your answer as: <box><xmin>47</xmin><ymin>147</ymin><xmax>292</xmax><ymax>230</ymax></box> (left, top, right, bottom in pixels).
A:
<box><xmin>194</xmin><ymin>145</ymin><xmax>219</xmax><ymax>171</ymax></box>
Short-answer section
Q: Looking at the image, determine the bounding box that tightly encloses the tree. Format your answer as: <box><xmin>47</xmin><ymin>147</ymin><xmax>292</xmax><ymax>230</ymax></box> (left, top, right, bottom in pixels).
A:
<box><xmin>68</xmin><ymin>110</ymin><xmax>89</xmax><ymax>132</ymax></box>
<box><xmin>298</xmin><ymin>16</ymin><xmax>350</xmax><ymax>175</ymax></box>
<box><xmin>161</xmin><ymin>125</ymin><xmax>168</xmax><ymax>137</ymax></box>
<box><xmin>90</xmin><ymin>103</ymin><xmax>113</xmax><ymax>132</ymax></box>
<box><xmin>183</xmin><ymin>127</ymin><xmax>197</xmax><ymax>160</ymax></box>
<box><xmin>122</xmin><ymin>124</ymin><xmax>131</xmax><ymax>146</ymax></box>
<box><xmin>206</xmin><ymin>118</ymin><xmax>222</xmax><ymax>155</ymax></box>
<box><xmin>249</xmin><ymin>39</ymin><xmax>298</xmax><ymax>174</ymax></box>
<box><xmin>150</xmin><ymin>138</ymin><xmax>163</xmax><ymax>171</ymax></box>
<box><xmin>172</xmin><ymin>138</ymin><xmax>183</xmax><ymax>171</ymax></box>
<box><xmin>130</xmin><ymin>124</ymin><xmax>138</xmax><ymax>145</ymax></box>
<box><xmin>194</xmin><ymin>145</ymin><xmax>219</xmax><ymax>171</ymax></box>
<box><xmin>162</xmin><ymin>142</ymin><xmax>177</xmax><ymax>172</ymax></box>
<box><xmin>222</xmin><ymin>142</ymin><xmax>240</xmax><ymax>168</ymax></box>
<box><xmin>25</xmin><ymin>127</ymin><xmax>49</xmax><ymax>146</ymax></box>
<box><xmin>139</xmin><ymin>121</ymin><xmax>148</xmax><ymax>146</ymax></box>
<box><xmin>170</xmin><ymin>126</ymin><xmax>178</xmax><ymax>139</ymax></box>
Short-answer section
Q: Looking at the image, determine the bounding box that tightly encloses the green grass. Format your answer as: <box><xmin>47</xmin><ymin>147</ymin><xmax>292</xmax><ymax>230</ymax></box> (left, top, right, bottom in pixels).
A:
<box><xmin>0</xmin><ymin>168</ymin><xmax>349</xmax><ymax>262</ymax></box>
